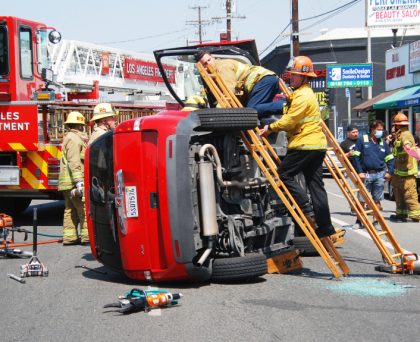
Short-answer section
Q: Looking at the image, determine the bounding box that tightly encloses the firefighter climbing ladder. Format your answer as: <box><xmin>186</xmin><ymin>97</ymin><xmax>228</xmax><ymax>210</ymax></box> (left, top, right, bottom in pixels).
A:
<box><xmin>197</xmin><ymin>63</ymin><xmax>349</xmax><ymax>279</ymax></box>
<box><xmin>277</xmin><ymin>78</ymin><xmax>415</xmax><ymax>274</ymax></box>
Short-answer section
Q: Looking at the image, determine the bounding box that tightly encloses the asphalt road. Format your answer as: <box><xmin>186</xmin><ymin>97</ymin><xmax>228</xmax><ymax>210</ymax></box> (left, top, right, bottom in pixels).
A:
<box><xmin>1</xmin><ymin>179</ymin><xmax>420</xmax><ymax>342</ymax></box>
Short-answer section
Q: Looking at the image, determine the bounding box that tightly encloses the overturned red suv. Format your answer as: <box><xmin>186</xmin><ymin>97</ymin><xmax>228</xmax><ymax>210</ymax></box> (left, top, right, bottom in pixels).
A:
<box><xmin>85</xmin><ymin>41</ymin><xmax>294</xmax><ymax>282</ymax></box>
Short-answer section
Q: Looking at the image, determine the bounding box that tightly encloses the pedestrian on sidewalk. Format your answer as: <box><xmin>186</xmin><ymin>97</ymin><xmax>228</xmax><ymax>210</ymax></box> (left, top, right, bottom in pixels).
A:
<box><xmin>352</xmin><ymin>120</ymin><xmax>395</xmax><ymax>229</ymax></box>
<box><xmin>259</xmin><ymin>55</ymin><xmax>335</xmax><ymax>238</ymax></box>
<box><xmin>340</xmin><ymin>124</ymin><xmax>359</xmax><ymax>164</ymax></box>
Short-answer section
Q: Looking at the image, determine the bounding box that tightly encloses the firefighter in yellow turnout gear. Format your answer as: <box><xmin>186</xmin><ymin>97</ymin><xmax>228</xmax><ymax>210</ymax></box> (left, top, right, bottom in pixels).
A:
<box><xmin>58</xmin><ymin>111</ymin><xmax>89</xmax><ymax>245</ymax></box>
<box><xmin>197</xmin><ymin>51</ymin><xmax>284</xmax><ymax>120</ymax></box>
<box><xmin>88</xmin><ymin>103</ymin><xmax>118</xmax><ymax>146</ymax></box>
<box><xmin>260</xmin><ymin>56</ymin><xmax>335</xmax><ymax>238</ymax></box>
<box><xmin>390</xmin><ymin>113</ymin><xmax>420</xmax><ymax>222</ymax></box>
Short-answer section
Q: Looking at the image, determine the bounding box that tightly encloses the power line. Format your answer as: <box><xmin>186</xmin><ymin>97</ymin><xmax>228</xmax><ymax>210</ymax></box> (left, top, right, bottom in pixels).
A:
<box><xmin>259</xmin><ymin>0</ymin><xmax>361</xmax><ymax>57</ymax></box>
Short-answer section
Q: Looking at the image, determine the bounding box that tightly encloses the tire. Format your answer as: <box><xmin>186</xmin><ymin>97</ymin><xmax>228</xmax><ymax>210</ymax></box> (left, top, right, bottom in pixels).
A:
<box><xmin>211</xmin><ymin>253</ymin><xmax>267</xmax><ymax>282</ymax></box>
<box><xmin>196</xmin><ymin>108</ymin><xmax>258</xmax><ymax>131</ymax></box>
<box><xmin>292</xmin><ymin>236</ymin><xmax>318</xmax><ymax>256</ymax></box>
<box><xmin>0</xmin><ymin>198</ymin><xmax>32</xmax><ymax>215</ymax></box>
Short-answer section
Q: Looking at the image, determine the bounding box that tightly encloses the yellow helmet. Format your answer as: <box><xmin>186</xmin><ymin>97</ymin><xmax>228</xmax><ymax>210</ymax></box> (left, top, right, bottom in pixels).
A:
<box><xmin>64</xmin><ymin>111</ymin><xmax>86</xmax><ymax>125</ymax></box>
<box><xmin>91</xmin><ymin>103</ymin><xmax>118</xmax><ymax>122</ymax></box>
<box><xmin>182</xmin><ymin>95</ymin><xmax>208</xmax><ymax>111</ymax></box>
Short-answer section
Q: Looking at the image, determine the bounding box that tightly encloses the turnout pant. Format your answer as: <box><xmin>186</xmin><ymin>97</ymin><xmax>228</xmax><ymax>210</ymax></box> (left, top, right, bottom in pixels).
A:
<box><xmin>62</xmin><ymin>190</ymin><xmax>88</xmax><ymax>243</ymax></box>
<box><xmin>247</xmin><ymin>75</ymin><xmax>284</xmax><ymax>118</ymax></box>
<box><xmin>278</xmin><ymin>149</ymin><xmax>334</xmax><ymax>232</ymax></box>
<box><xmin>391</xmin><ymin>174</ymin><xmax>420</xmax><ymax>220</ymax></box>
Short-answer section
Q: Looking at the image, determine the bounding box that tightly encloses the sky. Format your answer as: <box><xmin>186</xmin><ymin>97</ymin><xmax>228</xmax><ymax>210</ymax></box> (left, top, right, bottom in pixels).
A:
<box><xmin>1</xmin><ymin>0</ymin><xmax>365</xmax><ymax>57</ymax></box>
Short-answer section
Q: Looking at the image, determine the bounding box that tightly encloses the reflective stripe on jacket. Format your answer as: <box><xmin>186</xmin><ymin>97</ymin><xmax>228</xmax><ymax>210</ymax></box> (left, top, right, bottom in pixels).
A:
<box><xmin>215</xmin><ymin>59</ymin><xmax>275</xmax><ymax>95</ymax></box>
<box><xmin>58</xmin><ymin>130</ymin><xmax>88</xmax><ymax>191</ymax></box>
<box><xmin>393</xmin><ymin>130</ymin><xmax>418</xmax><ymax>176</ymax></box>
<box><xmin>268</xmin><ymin>84</ymin><xmax>327</xmax><ymax>150</ymax></box>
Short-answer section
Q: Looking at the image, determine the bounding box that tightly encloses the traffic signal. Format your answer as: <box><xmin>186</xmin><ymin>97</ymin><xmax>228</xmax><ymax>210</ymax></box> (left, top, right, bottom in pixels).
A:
<box><xmin>355</xmin><ymin>87</ymin><xmax>362</xmax><ymax>99</ymax></box>
<box><xmin>324</xmin><ymin>88</ymin><xmax>330</xmax><ymax>104</ymax></box>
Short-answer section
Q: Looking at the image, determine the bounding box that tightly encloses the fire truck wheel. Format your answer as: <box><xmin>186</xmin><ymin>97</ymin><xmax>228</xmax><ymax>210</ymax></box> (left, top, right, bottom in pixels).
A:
<box><xmin>292</xmin><ymin>236</ymin><xmax>318</xmax><ymax>256</ymax></box>
<box><xmin>196</xmin><ymin>108</ymin><xmax>258</xmax><ymax>131</ymax></box>
<box><xmin>0</xmin><ymin>198</ymin><xmax>32</xmax><ymax>215</ymax></box>
<box><xmin>211</xmin><ymin>253</ymin><xmax>267</xmax><ymax>282</ymax></box>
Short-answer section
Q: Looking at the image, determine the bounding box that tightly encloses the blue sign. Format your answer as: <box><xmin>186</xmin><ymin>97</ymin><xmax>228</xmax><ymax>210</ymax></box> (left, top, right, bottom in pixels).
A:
<box><xmin>345</xmin><ymin>88</ymin><xmax>350</xmax><ymax>98</ymax></box>
<box><xmin>327</xmin><ymin>64</ymin><xmax>373</xmax><ymax>88</ymax></box>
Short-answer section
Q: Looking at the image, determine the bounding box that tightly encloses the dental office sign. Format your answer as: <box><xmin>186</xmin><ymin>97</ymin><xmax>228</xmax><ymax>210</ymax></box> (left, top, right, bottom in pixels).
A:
<box><xmin>326</xmin><ymin>64</ymin><xmax>373</xmax><ymax>88</ymax></box>
<box><xmin>366</xmin><ymin>0</ymin><xmax>420</xmax><ymax>28</ymax></box>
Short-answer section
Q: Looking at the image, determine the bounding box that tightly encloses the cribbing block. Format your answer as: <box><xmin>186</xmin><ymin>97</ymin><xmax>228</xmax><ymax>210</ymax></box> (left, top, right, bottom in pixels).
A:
<box><xmin>267</xmin><ymin>249</ymin><xmax>303</xmax><ymax>274</ymax></box>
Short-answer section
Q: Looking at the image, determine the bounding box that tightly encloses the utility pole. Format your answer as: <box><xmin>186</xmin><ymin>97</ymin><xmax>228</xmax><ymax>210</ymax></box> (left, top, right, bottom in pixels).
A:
<box><xmin>213</xmin><ymin>0</ymin><xmax>245</xmax><ymax>41</ymax></box>
<box><xmin>291</xmin><ymin>0</ymin><xmax>299</xmax><ymax>57</ymax></box>
<box><xmin>187</xmin><ymin>6</ymin><xmax>211</xmax><ymax>44</ymax></box>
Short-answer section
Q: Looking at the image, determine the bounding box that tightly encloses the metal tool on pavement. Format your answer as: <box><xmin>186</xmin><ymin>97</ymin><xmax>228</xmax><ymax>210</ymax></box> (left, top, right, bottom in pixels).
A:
<box><xmin>20</xmin><ymin>208</ymin><xmax>48</xmax><ymax>278</ymax></box>
<box><xmin>7</xmin><ymin>273</ymin><xmax>26</xmax><ymax>284</ymax></box>
<box><xmin>75</xmin><ymin>265</ymin><xmax>108</xmax><ymax>275</ymax></box>
<box><xmin>104</xmin><ymin>288</ymin><xmax>183</xmax><ymax>314</ymax></box>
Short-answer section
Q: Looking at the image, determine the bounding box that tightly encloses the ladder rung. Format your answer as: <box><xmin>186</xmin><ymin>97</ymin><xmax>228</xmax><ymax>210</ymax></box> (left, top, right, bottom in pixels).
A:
<box><xmin>377</xmin><ymin>231</ymin><xmax>388</xmax><ymax>236</ymax></box>
<box><xmin>364</xmin><ymin>209</ymin><xmax>374</xmax><ymax>215</ymax></box>
<box><xmin>391</xmin><ymin>253</ymin><xmax>402</xmax><ymax>258</ymax></box>
<box><xmin>339</xmin><ymin>168</ymin><xmax>346</xmax><ymax>172</ymax></box>
<box><xmin>351</xmin><ymin>188</ymin><xmax>359</xmax><ymax>192</ymax></box>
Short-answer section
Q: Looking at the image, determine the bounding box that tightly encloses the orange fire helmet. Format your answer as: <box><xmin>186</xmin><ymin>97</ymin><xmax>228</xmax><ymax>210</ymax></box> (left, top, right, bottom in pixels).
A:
<box><xmin>393</xmin><ymin>112</ymin><xmax>409</xmax><ymax>126</ymax></box>
<box><xmin>287</xmin><ymin>56</ymin><xmax>317</xmax><ymax>78</ymax></box>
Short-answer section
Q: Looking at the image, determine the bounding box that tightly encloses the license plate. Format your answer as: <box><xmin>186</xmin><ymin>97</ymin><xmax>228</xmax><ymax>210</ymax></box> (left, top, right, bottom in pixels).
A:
<box><xmin>124</xmin><ymin>186</ymin><xmax>138</xmax><ymax>218</ymax></box>
<box><xmin>0</xmin><ymin>166</ymin><xmax>19</xmax><ymax>185</ymax></box>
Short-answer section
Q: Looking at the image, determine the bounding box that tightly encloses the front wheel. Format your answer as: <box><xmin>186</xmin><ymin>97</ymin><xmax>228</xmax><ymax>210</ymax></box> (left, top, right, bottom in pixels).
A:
<box><xmin>211</xmin><ymin>253</ymin><xmax>267</xmax><ymax>282</ymax></box>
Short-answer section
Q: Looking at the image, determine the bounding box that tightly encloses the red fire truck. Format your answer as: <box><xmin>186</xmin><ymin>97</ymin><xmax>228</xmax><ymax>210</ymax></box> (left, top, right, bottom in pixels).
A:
<box><xmin>0</xmin><ymin>16</ymin><xmax>178</xmax><ymax>214</ymax></box>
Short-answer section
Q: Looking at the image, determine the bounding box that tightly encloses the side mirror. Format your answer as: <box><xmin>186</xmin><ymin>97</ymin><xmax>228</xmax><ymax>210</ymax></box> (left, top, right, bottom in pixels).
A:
<box><xmin>48</xmin><ymin>30</ymin><xmax>62</xmax><ymax>44</ymax></box>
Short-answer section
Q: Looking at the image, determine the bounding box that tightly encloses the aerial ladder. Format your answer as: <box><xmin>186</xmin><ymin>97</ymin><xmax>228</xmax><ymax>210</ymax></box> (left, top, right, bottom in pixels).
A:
<box><xmin>197</xmin><ymin>63</ymin><xmax>350</xmax><ymax>279</ymax></box>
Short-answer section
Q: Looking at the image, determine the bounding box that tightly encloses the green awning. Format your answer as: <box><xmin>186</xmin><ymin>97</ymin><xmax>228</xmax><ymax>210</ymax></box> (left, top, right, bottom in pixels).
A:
<box><xmin>373</xmin><ymin>85</ymin><xmax>420</xmax><ymax>110</ymax></box>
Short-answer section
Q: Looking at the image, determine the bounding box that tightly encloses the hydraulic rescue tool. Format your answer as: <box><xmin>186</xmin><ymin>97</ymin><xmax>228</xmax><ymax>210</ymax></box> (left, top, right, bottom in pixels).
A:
<box><xmin>104</xmin><ymin>288</ymin><xmax>183</xmax><ymax>314</ymax></box>
<box><xmin>0</xmin><ymin>213</ymin><xmax>32</xmax><ymax>258</ymax></box>
<box><xmin>20</xmin><ymin>208</ymin><xmax>49</xmax><ymax>277</ymax></box>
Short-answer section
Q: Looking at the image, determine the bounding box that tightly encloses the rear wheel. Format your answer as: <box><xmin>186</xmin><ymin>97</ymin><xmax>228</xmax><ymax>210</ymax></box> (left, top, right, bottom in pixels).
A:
<box><xmin>0</xmin><ymin>198</ymin><xmax>32</xmax><ymax>215</ymax></box>
<box><xmin>196</xmin><ymin>108</ymin><xmax>258</xmax><ymax>131</ymax></box>
<box><xmin>211</xmin><ymin>253</ymin><xmax>267</xmax><ymax>282</ymax></box>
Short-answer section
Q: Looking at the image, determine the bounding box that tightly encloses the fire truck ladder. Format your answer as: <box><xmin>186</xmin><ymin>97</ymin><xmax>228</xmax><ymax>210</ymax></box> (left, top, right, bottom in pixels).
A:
<box><xmin>277</xmin><ymin>79</ymin><xmax>415</xmax><ymax>274</ymax></box>
<box><xmin>197</xmin><ymin>63</ymin><xmax>349</xmax><ymax>279</ymax></box>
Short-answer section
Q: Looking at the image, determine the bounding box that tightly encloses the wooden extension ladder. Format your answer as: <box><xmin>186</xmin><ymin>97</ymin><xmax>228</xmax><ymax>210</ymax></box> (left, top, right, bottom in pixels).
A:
<box><xmin>197</xmin><ymin>63</ymin><xmax>349</xmax><ymax>279</ymax></box>
<box><xmin>277</xmin><ymin>78</ymin><xmax>414</xmax><ymax>274</ymax></box>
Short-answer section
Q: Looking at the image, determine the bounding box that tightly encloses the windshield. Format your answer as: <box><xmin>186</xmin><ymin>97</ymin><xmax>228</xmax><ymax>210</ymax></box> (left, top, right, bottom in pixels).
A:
<box><xmin>159</xmin><ymin>52</ymin><xmax>254</xmax><ymax>108</ymax></box>
<box><xmin>0</xmin><ymin>24</ymin><xmax>8</xmax><ymax>75</ymax></box>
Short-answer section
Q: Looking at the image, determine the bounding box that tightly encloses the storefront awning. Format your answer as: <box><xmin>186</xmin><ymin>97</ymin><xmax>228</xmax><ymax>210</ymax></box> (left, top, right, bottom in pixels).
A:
<box><xmin>352</xmin><ymin>89</ymin><xmax>399</xmax><ymax>112</ymax></box>
<box><xmin>373</xmin><ymin>85</ymin><xmax>420</xmax><ymax>110</ymax></box>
